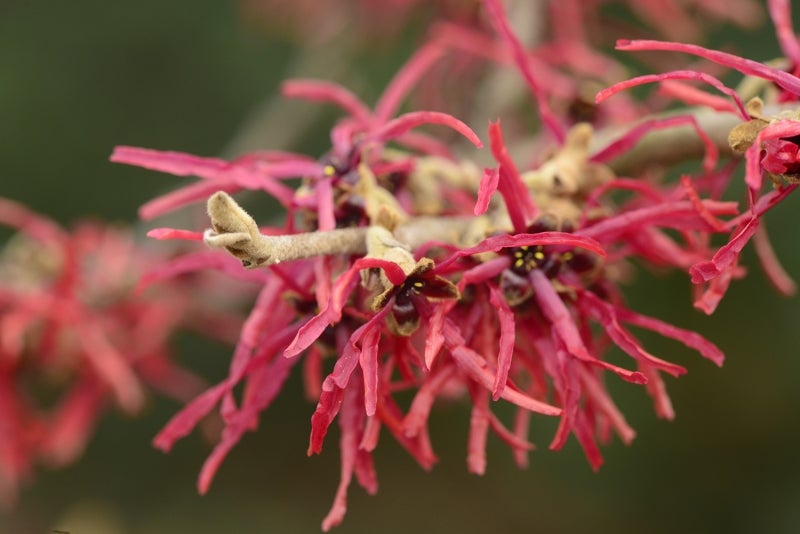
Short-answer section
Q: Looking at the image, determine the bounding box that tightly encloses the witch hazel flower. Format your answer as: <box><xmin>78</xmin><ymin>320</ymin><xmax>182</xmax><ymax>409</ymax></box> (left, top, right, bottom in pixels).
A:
<box><xmin>105</xmin><ymin>0</ymin><xmax>800</xmax><ymax>530</ymax></box>
<box><xmin>595</xmin><ymin>0</ymin><xmax>800</xmax><ymax>311</ymax></box>
<box><xmin>156</xmin><ymin>188</ymin><xmax>569</xmax><ymax>531</ymax></box>
<box><xmin>112</xmin><ymin>39</ymin><xmax>512</xmax><ymax>531</ymax></box>
<box><xmin>434</xmin><ymin>114</ymin><xmax>727</xmax><ymax>468</ymax></box>
<box><xmin>169</xmin><ymin>122</ymin><xmax>730</xmax><ymax>526</ymax></box>
<box><xmin>442</xmin><ymin>0</ymin><xmax>730</xmax><ymax>464</ymax></box>
<box><xmin>0</xmin><ymin>198</ymin><xmax>223</xmax><ymax>507</ymax></box>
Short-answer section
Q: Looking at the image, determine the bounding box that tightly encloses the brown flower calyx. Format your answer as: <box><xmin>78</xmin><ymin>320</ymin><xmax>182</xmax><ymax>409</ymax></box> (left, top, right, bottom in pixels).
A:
<box><xmin>363</xmin><ymin>226</ymin><xmax>459</xmax><ymax>336</ymax></box>
<box><xmin>354</xmin><ymin>163</ymin><xmax>408</xmax><ymax>230</ymax></box>
<box><xmin>522</xmin><ymin>123</ymin><xmax>614</xmax><ymax>222</ymax></box>
<box><xmin>728</xmin><ymin>98</ymin><xmax>770</xmax><ymax>153</ymax></box>
<box><xmin>728</xmin><ymin>97</ymin><xmax>800</xmax><ymax>154</ymax></box>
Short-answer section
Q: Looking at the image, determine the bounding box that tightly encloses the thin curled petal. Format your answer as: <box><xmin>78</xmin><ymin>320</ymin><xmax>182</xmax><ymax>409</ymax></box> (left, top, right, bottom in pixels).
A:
<box><xmin>197</xmin><ymin>353</ymin><xmax>298</xmax><ymax>495</ymax></box>
<box><xmin>359</xmin><ymin>324</ymin><xmax>383</xmax><ymax>417</ymax></box>
<box><xmin>153</xmin><ymin>383</ymin><xmax>229</xmax><ymax>452</ymax></box>
<box><xmin>403</xmin><ymin>365</ymin><xmax>458</xmax><ymax>438</ymax></box>
<box><xmin>753</xmin><ymin>223</ymin><xmax>797</xmax><ymax>296</ymax></box>
<box><xmin>281</xmin><ymin>79</ymin><xmax>373</xmax><ymax>123</ymax></box>
<box><xmin>110</xmin><ymin>146</ymin><xmax>230</xmax><ymax>177</ymax></box>
<box><xmin>658</xmin><ymin>80</ymin><xmax>742</xmax><ymax>113</ymax></box>
<box><xmin>475</xmin><ymin>168</ymin><xmax>500</xmax><ymax>216</ymax></box>
<box><xmin>640</xmin><ymin>364</ymin><xmax>675</xmax><ymax>420</ymax></box>
<box><xmin>601</xmin><ymin>295</ymin><xmax>726</xmax><ymax>367</ymax></box>
<box><xmin>466</xmin><ymin>386</ymin><xmax>490</xmax><ymax>475</ymax></box>
<box><xmin>320</xmin><ymin>382</ymin><xmax>367</xmax><ymax>532</ymax></box>
<box><xmin>307</xmin><ymin>306</ymin><xmax>393</xmax><ymax>455</ymax></box>
<box><xmin>578</xmin><ymin>367</ymin><xmax>636</xmax><ymax>445</ymax></box>
<box><xmin>596</xmin><ymin>70</ymin><xmax>747</xmax><ymax>120</ymax></box>
<box><xmin>591</xmin><ymin>115</ymin><xmax>719</xmax><ymax>173</ymax></box>
<box><xmin>448</xmin><ymin>342</ymin><xmax>562</xmax><ymax>417</ymax></box>
<box><xmin>140</xmin><ymin>181</ymin><xmax>241</xmax><ymax>220</ymax></box>
<box><xmin>146</xmin><ymin>228</ymin><xmax>204</xmax><ymax>241</ymax></box>
<box><xmin>374</xmin><ymin>41</ymin><xmax>445</xmax><ymax>123</ymax></box>
<box><xmin>530</xmin><ymin>270</ymin><xmax>646</xmax><ymax>384</ymax></box>
<box><xmin>690</xmin><ymin>218</ymin><xmax>759</xmax><ymax>284</ymax></box>
<box><xmin>76</xmin><ymin>322</ymin><xmax>145</xmax><ymax>413</ymax></box>
<box><xmin>680</xmin><ymin>176</ymin><xmax>725</xmax><ymax>231</ymax></box>
<box><xmin>284</xmin><ymin>258</ymin><xmax>404</xmax><ymax>358</ymax></box>
<box><xmin>435</xmin><ymin>232</ymin><xmax>606</xmax><ymax>274</ymax></box>
<box><xmin>371</xmin><ymin>111</ymin><xmax>483</xmax><ymax>148</ymax></box>
<box><xmin>488</xmin><ymin>285</ymin><xmax>515</xmax><ymax>400</ymax></box>
<box><xmin>578</xmin><ymin>200</ymin><xmax>738</xmax><ymax>242</ymax></box>
<box><xmin>616</xmin><ymin>39</ymin><xmax>800</xmax><ymax>97</ymax></box>
<box><xmin>579</xmin><ymin>294</ymin><xmax>688</xmax><ymax>377</ymax></box>
<box><xmin>488</xmin><ymin>120</ymin><xmax>537</xmax><ymax>232</ymax></box>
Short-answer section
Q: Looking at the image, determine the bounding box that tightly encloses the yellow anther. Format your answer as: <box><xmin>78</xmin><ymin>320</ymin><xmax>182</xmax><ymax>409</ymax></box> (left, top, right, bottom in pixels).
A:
<box><xmin>323</xmin><ymin>165</ymin><xmax>336</xmax><ymax>177</ymax></box>
<box><xmin>562</xmin><ymin>252</ymin><xmax>574</xmax><ymax>261</ymax></box>
<box><xmin>412</xmin><ymin>281</ymin><xmax>424</xmax><ymax>289</ymax></box>
<box><xmin>534</xmin><ymin>251</ymin><xmax>545</xmax><ymax>260</ymax></box>
<box><xmin>514</xmin><ymin>258</ymin><xmax>525</xmax><ymax>269</ymax></box>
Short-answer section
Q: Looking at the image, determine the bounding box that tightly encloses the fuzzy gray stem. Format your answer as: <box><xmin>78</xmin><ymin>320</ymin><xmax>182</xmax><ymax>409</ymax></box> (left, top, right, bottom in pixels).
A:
<box><xmin>252</xmin><ymin>229</ymin><xmax>369</xmax><ymax>265</ymax></box>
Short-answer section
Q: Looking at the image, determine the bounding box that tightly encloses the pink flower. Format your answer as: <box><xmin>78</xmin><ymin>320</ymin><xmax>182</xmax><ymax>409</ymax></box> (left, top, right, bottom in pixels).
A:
<box><xmin>594</xmin><ymin>0</ymin><xmax>800</xmax><ymax>310</ymax></box>
<box><xmin>432</xmin><ymin>127</ymin><xmax>728</xmax><ymax>467</ymax></box>
<box><xmin>0</xmin><ymin>198</ymin><xmax>230</xmax><ymax>507</ymax></box>
<box><xmin>111</xmin><ymin>0</ymin><xmax>796</xmax><ymax>530</ymax></box>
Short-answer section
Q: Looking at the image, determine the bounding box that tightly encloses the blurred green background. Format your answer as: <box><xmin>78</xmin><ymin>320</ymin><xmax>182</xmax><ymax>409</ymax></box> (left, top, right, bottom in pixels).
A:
<box><xmin>2</xmin><ymin>1</ymin><xmax>800</xmax><ymax>533</ymax></box>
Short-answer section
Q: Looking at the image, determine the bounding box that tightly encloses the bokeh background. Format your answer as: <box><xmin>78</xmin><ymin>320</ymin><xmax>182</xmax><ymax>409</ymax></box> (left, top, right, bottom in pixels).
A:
<box><xmin>2</xmin><ymin>1</ymin><xmax>800</xmax><ymax>533</ymax></box>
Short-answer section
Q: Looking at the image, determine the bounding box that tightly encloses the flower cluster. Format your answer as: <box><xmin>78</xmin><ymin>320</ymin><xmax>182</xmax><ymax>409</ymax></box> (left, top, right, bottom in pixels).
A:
<box><xmin>0</xmin><ymin>199</ymin><xmax>242</xmax><ymax>507</ymax></box>
<box><xmin>106</xmin><ymin>0</ymin><xmax>800</xmax><ymax>529</ymax></box>
<box><xmin>596</xmin><ymin>0</ymin><xmax>800</xmax><ymax>310</ymax></box>
<box><xmin>4</xmin><ymin>0</ymin><xmax>800</xmax><ymax>530</ymax></box>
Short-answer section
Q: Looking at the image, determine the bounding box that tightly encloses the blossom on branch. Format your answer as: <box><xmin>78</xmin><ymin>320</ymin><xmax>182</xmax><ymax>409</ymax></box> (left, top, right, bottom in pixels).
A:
<box><xmin>91</xmin><ymin>0</ymin><xmax>800</xmax><ymax>530</ymax></box>
<box><xmin>600</xmin><ymin>0</ymin><xmax>800</xmax><ymax>310</ymax></box>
